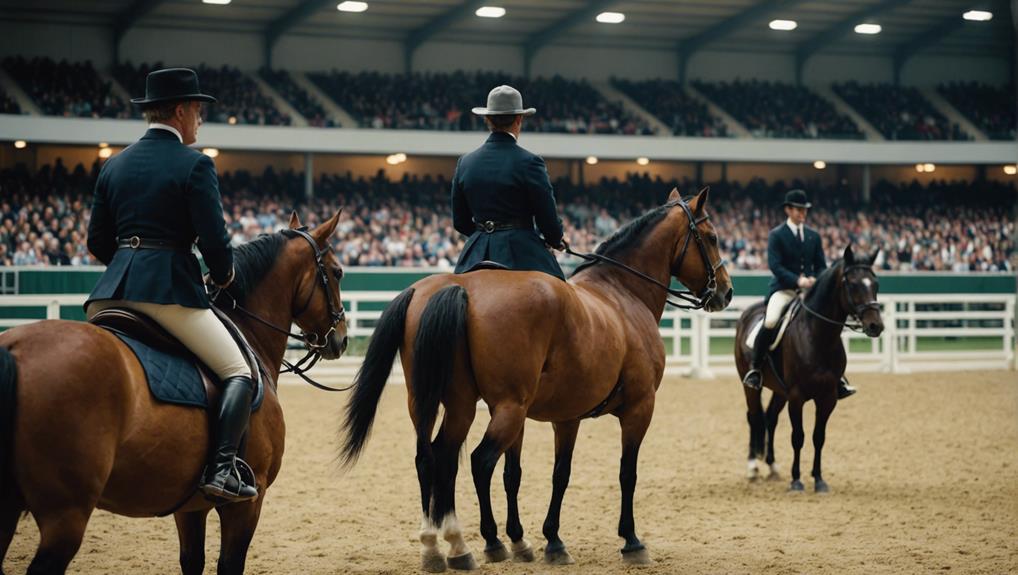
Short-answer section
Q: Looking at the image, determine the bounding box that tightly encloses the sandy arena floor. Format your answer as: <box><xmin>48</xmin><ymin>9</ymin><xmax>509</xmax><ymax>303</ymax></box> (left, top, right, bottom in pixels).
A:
<box><xmin>5</xmin><ymin>371</ymin><xmax>1017</xmax><ymax>574</ymax></box>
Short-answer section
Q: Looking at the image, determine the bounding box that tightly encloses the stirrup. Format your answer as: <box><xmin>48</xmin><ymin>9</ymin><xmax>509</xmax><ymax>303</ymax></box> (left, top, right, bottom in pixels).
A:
<box><xmin>199</xmin><ymin>459</ymin><xmax>258</xmax><ymax>503</ymax></box>
<box><xmin>742</xmin><ymin>369</ymin><xmax>763</xmax><ymax>390</ymax></box>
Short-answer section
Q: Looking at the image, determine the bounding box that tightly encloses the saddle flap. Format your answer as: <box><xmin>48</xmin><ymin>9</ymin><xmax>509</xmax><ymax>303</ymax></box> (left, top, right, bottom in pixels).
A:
<box><xmin>90</xmin><ymin>307</ymin><xmax>189</xmax><ymax>357</ymax></box>
<box><xmin>744</xmin><ymin>299</ymin><xmax>801</xmax><ymax>352</ymax></box>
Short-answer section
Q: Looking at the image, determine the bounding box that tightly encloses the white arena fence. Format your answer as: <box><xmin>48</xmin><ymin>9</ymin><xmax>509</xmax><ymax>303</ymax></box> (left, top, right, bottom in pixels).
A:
<box><xmin>0</xmin><ymin>292</ymin><xmax>1014</xmax><ymax>383</ymax></box>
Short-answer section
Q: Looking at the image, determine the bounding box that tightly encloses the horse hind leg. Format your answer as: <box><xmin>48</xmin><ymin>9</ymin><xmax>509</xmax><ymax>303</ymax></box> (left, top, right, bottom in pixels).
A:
<box><xmin>433</xmin><ymin>398</ymin><xmax>477</xmax><ymax>571</ymax></box>
<box><xmin>0</xmin><ymin>492</ymin><xmax>24</xmax><ymax>575</ymax></box>
<box><xmin>744</xmin><ymin>388</ymin><xmax>765</xmax><ymax>481</ymax></box>
<box><xmin>25</xmin><ymin>506</ymin><xmax>93</xmax><ymax>575</ymax></box>
<box><xmin>502</xmin><ymin>430</ymin><xmax>534</xmax><ymax>563</ymax></box>
<box><xmin>470</xmin><ymin>403</ymin><xmax>525</xmax><ymax>569</ymax></box>
<box><xmin>765</xmin><ymin>393</ymin><xmax>787</xmax><ymax>480</ymax></box>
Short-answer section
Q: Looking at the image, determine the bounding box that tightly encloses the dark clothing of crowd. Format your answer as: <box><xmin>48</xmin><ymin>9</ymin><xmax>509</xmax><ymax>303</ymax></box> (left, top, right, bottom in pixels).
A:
<box><xmin>834</xmin><ymin>81</ymin><xmax>968</xmax><ymax>141</ymax></box>
<box><xmin>0</xmin><ymin>86</ymin><xmax>19</xmax><ymax>115</ymax></box>
<box><xmin>938</xmin><ymin>82</ymin><xmax>1016</xmax><ymax>141</ymax></box>
<box><xmin>612</xmin><ymin>79</ymin><xmax>728</xmax><ymax>137</ymax></box>
<box><xmin>258</xmin><ymin>68</ymin><xmax>334</xmax><ymax>127</ymax></box>
<box><xmin>3</xmin><ymin>57</ymin><xmax>128</xmax><ymax>119</ymax></box>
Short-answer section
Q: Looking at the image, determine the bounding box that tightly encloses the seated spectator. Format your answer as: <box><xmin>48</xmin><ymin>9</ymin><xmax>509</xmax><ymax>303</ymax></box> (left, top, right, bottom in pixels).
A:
<box><xmin>114</xmin><ymin>61</ymin><xmax>292</xmax><ymax>126</ymax></box>
<box><xmin>0</xmin><ymin>86</ymin><xmax>19</xmax><ymax>115</ymax></box>
<box><xmin>938</xmin><ymin>82</ymin><xmax>1015</xmax><ymax>141</ymax></box>
<box><xmin>259</xmin><ymin>68</ymin><xmax>335</xmax><ymax>127</ymax></box>
<box><xmin>307</xmin><ymin>70</ymin><xmax>656</xmax><ymax>135</ymax></box>
<box><xmin>834</xmin><ymin>81</ymin><xmax>968</xmax><ymax>141</ymax></box>
<box><xmin>613</xmin><ymin>78</ymin><xmax>728</xmax><ymax>137</ymax></box>
<box><xmin>3</xmin><ymin>56</ymin><xmax>128</xmax><ymax>118</ymax></box>
<box><xmin>693</xmin><ymin>79</ymin><xmax>862</xmax><ymax>139</ymax></box>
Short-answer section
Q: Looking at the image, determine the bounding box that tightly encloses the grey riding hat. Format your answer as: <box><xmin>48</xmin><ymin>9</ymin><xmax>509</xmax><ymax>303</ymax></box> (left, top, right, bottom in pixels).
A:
<box><xmin>471</xmin><ymin>85</ymin><xmax>536</xmax><ymax>116</ymax></box>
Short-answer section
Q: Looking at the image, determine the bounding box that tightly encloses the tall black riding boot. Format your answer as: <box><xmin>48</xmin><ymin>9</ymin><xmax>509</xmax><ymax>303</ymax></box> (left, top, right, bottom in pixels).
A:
<box><xmin>742</xmin><ymin>325</ymin><xmax>778</xmax><ymax>391</ymax></box>
<box><xmin>199</xmin><ymin>375</ymin><xmax>259</xmax><ymax>503</ymax></box>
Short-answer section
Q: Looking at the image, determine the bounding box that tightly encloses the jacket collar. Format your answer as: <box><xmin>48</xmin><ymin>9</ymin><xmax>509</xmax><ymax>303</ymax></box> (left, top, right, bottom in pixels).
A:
<box><xmin>141</xmin><ymin>127</ymin><xmax>184</xmax><ymax>143</ymax></box>
<box><xmin>485</xmin><ymin>131</ymin><xmax>517</xmax><ymax>144</ymax></box>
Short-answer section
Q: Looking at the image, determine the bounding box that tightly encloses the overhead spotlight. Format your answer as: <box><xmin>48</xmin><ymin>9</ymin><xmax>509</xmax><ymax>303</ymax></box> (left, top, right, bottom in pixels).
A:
<box><xmin>636</xmin><ymin>157</ymin><xmax>650</xmax><ymax>166</ymax></box>
<box><xmin>962</xmin><ymin>10</ymin><xmax>992</xmax><ymax>21</ymax></box>
<box><xmin>13</xmin><ymin>140</ymin><xmax>26</xmax><ymax>149</ymax></box>
<box><xmin>227</xmin><ymin>116</ymin><xmax>238</xmax><ymax>125</ymax></box>
<box><xmin>98</xmin><ymin>147</ymin><xmax>113</xmax><ymax>159</ymax></box>
<box><xmin>475</xmin><ymin>6</ymin><xmax>505</xmax><ymax>18</ymax></box>
<box><xmin>386</xmin><ymin>153</ymin><xmax>407</xmax><ymax>165</ymax></box>
<box><xmin>769</xmin><ymin>19</ymin><xmax>798</xmax><ymax>31</ymax></box>
<box><xmin>98</xmin><ymin>142</ymin><xmax>109</xmax><ymax>148</ymax></box>
<box><xmin>337</xmin><ymin>1</ymin><xmax>368</xmax><ymax>12</ymax></box>
<box><xmin>854</xmin><ymin>23</ymin><xmax>881</xmax><ymax>35</ymax></box>
<box><xmin>596</xmin><ymin>12</ymin><xmax>625</xmax><ymax>24</ymax></box>
<box><xmin>202</xmin><ymin>148</ymin><xmax>220</xmax><ymax>158</ymax></box>
<box><xmin>1004</xmin><ymin>165</ymin><xmax>1017</xmax><ymax>175</ymax></box>
<box><xmin>585</xmin><ymin>156</ymin><xmax>599</xmax><ymax>165</ymax></box>
<box><xmin>915</xmin><ymin>163</ymin><xmax>925</xmax><ymax>173</ymax></box>
<box><xmin>923</xmin><ymin>163</ymin><xmax>935</xmax><ymax>172</ymax></box>
<box><xmin>813</xmin><ymin>160</ymin><xmax>826</xmax><ymax>170</ymax></box>
<box><xmin>202</xmin><ymin>0</ymin><xmax>231</xmax><ymax>4</ymax></box>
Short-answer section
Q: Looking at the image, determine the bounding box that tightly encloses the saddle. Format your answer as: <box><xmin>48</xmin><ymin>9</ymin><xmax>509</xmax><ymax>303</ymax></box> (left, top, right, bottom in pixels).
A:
<box><xmin>464</xmin><ymin>260</ymin><xmax>509</xmax><ymax>272</ymax></box>
<box><xmin>744</xmin><ymin>298</ymin><xmax>802</xmax><ymax>353</ymax></box>
<box><xmin>89</xmin><ymin>307</ymin><xmax>265</xmax><ymax>411</ymax></box>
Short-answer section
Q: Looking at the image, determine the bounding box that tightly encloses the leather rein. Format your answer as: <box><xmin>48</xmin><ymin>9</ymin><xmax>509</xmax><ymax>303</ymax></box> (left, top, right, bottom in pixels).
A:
<box><xmin>798</xmin><ymin>263</ymin><xmax>880</xmax><ymax>333</ymax></box>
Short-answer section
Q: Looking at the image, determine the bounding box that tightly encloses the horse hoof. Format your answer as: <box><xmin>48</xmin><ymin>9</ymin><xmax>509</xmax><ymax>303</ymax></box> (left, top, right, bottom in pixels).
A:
<box><xmin>421</xmin><ymin>550</ymin><xmax>447</xmax><ymax>573</ymax></box>
<box><xmin>789</xmin><ymin>480</ymin><xmax>805</xmax><ymax>492</ymax></box>
<box><xmin>447</xmin><ymin>552</ymin><xmax>479</xmax><ymax>571</ymax></box>
<box><xmin>815</xmin><ymin>480</ymin><xmax>830</xmax><ymax>493</ymax></box>
<box><xmin>483</xmin><ymin>541</ymin><xmax>510</xmax><ymax>563</ymax></box>
<box><xmin>621</xmin><ymin>544</ymin><xmax>653</xmax><ymax>566</ymax></box>
<box><xmin>767</xmin><ymin>468</ymin><xmax>781</xmax><ymax>481</ymax></box>
<box><xmin>543</xmin><ymin>545</ymin><xmax>575</xmax><ymax>565</ymax></box>
<box><xmin>511</xmin><ymin>540</ymin><xmax>536</xmax><ymax>563</ymax></box>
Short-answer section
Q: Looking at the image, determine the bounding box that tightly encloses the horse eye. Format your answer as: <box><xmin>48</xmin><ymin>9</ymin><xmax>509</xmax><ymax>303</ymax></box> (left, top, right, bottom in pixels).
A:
<box><xmin>332</xmin><ymin>267</ymin><xmax>343</xmax><ymax>281</ymax></box>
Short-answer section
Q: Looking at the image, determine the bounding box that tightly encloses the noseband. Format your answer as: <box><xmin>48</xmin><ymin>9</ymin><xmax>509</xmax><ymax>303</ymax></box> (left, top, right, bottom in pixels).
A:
<box><xmin>800</xmin><ymin>263</ymin><xmax>881</xmax><ymax>332</ymax></box>
<box><xmin>566</xmin><ymin>198</ymin><xmax>726</xmax><ymax>310</ymax></box>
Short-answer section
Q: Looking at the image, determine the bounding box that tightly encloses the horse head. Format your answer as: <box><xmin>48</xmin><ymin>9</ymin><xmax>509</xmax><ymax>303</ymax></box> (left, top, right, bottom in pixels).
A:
<box><xmin>839</xmin><ymin>245</ymin><xmax>883</xmax><ymax>338</ymax></box>
<box><xmin>286</xmin><ymin>210</ymin><xmax>349</xmax><ymax>359</ymax></box>
<box><xmin>667</xmin><ymin>188</ymin><xmax>733</xmax><ymax>312</ymax></box>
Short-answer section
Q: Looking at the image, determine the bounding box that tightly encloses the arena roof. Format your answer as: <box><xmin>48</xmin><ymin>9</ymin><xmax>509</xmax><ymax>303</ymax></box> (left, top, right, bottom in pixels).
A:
<box><xmin>0</xmin><ymin>0</ymin><xmax>1012</xmax><ymax>76</ymax></box>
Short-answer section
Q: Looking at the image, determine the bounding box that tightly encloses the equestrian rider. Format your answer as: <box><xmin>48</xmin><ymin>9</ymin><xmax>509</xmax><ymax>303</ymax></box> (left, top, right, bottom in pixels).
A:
<box><xmin>452</xmin><ymin>85</ymin><xmax>569</xmax><ymax>280</ymax></box>
<box><xmin>742</xmin><ymin>189</ymin><xmax>856</xmax><ymax>399</ymax></box>
<box><xmin>85</xmin><ymin>68</ymin><xmax>258</xmax><ymax>503</ymax></box>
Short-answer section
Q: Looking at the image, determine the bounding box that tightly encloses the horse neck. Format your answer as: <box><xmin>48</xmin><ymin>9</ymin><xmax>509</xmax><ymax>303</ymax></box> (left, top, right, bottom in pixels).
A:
<box><xmin>584</xmin><ymin>222</ymin><xmax>678</xmax><ymax>321</ymax></box>
<box><xmin>224</xmin><ymin>266</ymin><xmax>300</xmax><ymax>380</ymax></box>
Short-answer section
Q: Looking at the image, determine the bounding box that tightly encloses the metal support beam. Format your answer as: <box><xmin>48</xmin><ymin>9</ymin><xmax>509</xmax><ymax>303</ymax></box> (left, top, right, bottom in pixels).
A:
<box><xmin>677</xmin><ymin>0</ymin><xmax>801</xmax><ymax>83</ymax></box>
<box><xmin>523</xmin><ymin>0</ymin><xmax>617</xmax><ymax>78</ymax></box>
<box><xmin>405</xmin><ymin>0</ymin><xmax>488</xmax><ymax>74</ymax></box>
<box><xmin>112</xmin><ymin>0</ymin><xmax>167</xmax><ymax>64</ymax></box>
<box><xmin>794</xmin><ymin>0</ymin><xmax>912</xmax><ymax>85</ymax></box>
<box><xmin>264</xmin><ymin>0</ymin><xmax>334</xmax><ymax>70</ymax></box>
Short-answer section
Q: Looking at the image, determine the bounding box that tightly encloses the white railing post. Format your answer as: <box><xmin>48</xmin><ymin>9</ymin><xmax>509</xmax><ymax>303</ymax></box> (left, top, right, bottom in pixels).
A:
<box><xmin>46</xmin><ymin>299</ymin><xmax>61</xmax><ymax>320</ymax></box>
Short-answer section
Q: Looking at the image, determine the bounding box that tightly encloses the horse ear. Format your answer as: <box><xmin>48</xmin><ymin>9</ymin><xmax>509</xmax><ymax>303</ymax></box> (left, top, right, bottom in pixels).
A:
<box><xmin>844</xmin><ymin>244</ymin><xmax>855</xmax><ymax>265</ymax></box>
<box><xmin>288</xmin><ymin>211</ymin><xmax>302</xmax><ymax>229</ymax></box>
<box><xmin>869</xmin><ymin>249</ymin><xmax>879</xmax><ymax>266</ymax></box>
<box><xmin>668</xmin><ymin>188</ymin><xmax>681</xmax><ymax>202</ymax></box>
<box><xmin>311</xmin><ymin>209</ymin><xmax>343</xmax><ymax>247</ymax></box>
<box><xmin>692</xmin><ymin>186</ymin><xmax>710</xmax><ymax>215</ymax></box>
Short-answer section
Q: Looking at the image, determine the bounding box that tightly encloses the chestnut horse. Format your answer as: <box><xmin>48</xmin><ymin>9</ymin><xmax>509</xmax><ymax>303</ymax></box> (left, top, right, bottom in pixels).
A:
<box><xmin>734</xmin><ymin>246</ymin><xmax>883</xmax><ymax>492</ymax></box>
<box><xmin>341</xmin><ymin>188</ymin><xmax>732</xmax><ymax>571</ymax></box>
<box><xmin>0</xmin><ymin>212</ymin><xmax>347</xmax><ymax>575</ymax></box>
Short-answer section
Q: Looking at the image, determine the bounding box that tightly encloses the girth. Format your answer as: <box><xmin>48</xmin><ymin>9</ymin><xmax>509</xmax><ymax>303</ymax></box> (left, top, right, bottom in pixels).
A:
<box><xmin>117</xmin><ymin>236</ymin><xmax>193</xmax><ymax>252</ymax></box>
<box><xmin>475</xmin><ymin>218</ymin><xmax>533</xmax><ymax>233</ymax></box>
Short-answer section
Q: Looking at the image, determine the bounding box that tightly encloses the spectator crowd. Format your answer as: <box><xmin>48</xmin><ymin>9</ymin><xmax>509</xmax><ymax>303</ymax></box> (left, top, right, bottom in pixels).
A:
<box><xmin>612</xmin><ymin>79</ymin><xmax>728</xmax><ymax>137</ymax></box>
<box><xmin>938</xmin><ymin>82</ymin><xmax>1015</xmax><ymax>141</ymax></box>
<box><xmin>834</xmin><ymin>81</ymin><xmax>968</xmax><ymax>140</ymax></box>
<box><xmin>3</xmin><ymin>57</ymin><xmax>128</xmax><ymax>118</ymax></box>
<box><xmin>259</xmin><ymin>68</ymin><xmax>334</xmax><ymax>127</ymax></box>
<box><xmin>2</xmin><ymin>159</ymin><xmax>1013</xmax><ymax>274</ymax></box>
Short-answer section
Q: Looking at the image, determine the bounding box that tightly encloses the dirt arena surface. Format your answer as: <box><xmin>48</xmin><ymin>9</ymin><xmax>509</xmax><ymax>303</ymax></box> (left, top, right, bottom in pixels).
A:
<box><xmin>6</xmin><ymin>370</ymin><xmax>1017</xmax><ymax>574</ymax></box>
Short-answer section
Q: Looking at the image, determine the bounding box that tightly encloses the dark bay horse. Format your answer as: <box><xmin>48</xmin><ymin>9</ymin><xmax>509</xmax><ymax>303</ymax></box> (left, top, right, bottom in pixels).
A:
<box><xmin>734</xmin><ymin>246</ymin><xmax>883</xmax><ymax>492</ymax></box>
<box><xmin>0</xmin><ymin>212</ymin><xmax>347</xmax><ymax>575</ymax></box>
<box><xmin>341</xmin><ymin>188</ymin><xmax>732</xmax><ymax>571</ymax></box>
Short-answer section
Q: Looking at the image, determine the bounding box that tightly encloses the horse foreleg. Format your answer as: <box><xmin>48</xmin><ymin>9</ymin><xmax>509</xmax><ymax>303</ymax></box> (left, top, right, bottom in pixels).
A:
<box><xmin>26</xmin><ymin>507</ymin><xmax>92</xmax><ymax>575</ymax></box>
<box><xmin>174</xmin><ymin>509</ymin><xmax>210</xmax><ymax>575</ymax></box>
<box><xmin>542</xmin><ymin>420</ymin><xmax>578</xmax><ymax>565</ymax></box>
<box><xmin>788</xmin><ymin>399</ymin><xmax>806</xmax><ymax>492</ymax></box>
<box><xmin>501</xmin><ymin>428</ymin><xmax>534</xmax><ymax>563</ymax></box>
<box><xmin>215</xmin><ymin>497</ymin><xmax>264</xmax><ymax>575</ymax></box>
<box><xmin>617</xmin><ymin>404</ymin><xmax>653</xmax><ymax>566</ymax></box>
<box><xmin>765</xmin><ymin>393</ymin><xmax>787</xmax><ymax>479</ymax></box>
<box><xmin>0</xmin><ymin>491</ymin><xmax>23</xmax><ymax>574</ymax></box>
<box><xmin>812</xmin><ymin>393</ymin><xmax>837</xmax><ymax>493</ymax></box>
<box><xmin>470</xmin><ymin>404</ymin><xmax>525</xmax><ymax>569</ymax></box>
<box><xmin>744</xmin><ymin>388</ymin><xmax>765</xmax><ymax>480</ymax></box>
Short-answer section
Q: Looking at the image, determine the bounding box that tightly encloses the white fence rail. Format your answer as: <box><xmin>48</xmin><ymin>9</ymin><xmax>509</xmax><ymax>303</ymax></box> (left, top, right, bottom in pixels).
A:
<box><xmin>1</xmin><ymin>292</ymin><xmax>1014</xmax><ymax>381</ymax></box>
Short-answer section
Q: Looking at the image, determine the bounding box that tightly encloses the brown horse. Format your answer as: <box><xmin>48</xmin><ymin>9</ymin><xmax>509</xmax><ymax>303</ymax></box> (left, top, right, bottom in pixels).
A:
<box><xmin>734</xmin><ymin>246</ymin><xmax>883</xmax><ymax>492</ymax></box>
<box><xmin>341</xmin><ymin>188</ymin><xmax>732</xmax><ymax>571</ymax></box>
<box><xmin>0</xmin><ymin>211</ymin><xmax>347</xmax><ymax>575</ymax></box>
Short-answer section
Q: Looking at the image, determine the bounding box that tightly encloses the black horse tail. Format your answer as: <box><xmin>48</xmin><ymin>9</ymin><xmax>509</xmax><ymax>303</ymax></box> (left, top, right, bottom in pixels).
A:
<box><xmin>340</xmin><ymin>287</ymin><xmax>415</xmax><ymax>466</ymax></box>
<box><xmin>0</xmin><ymin>347</ymin><xmax>17</xmax><ymax>497</ymax></box>
<box><xmin>411</xmin><ymin>285</ymin><xmax>468</xmax><ymax>456</ymax></box>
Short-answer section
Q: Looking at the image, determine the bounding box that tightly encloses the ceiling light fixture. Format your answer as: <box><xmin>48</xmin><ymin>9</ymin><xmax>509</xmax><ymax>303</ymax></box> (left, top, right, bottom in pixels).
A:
<box><xmin>475</xmin><ymin>6</ymin><xmax>506</xmax><ymax>18</ymax></box>
<box><xmin>13</xmin><ymin>140</ymin><xmax>26</xmax><ymax>149</ymax></box>
<box><xmin>636</xmin><ymin>157</ymin><xmax>650</xmax><ymax>166</ymax></box>
<box><xmin>769</xmin><ymin>19</ymin><xmax>798</xmax><ymax>31</ymax></box>
<box><xmin>813</xmin><ymin>160</ymin><xmax>826</xmax><ymax>170</ymax></box>
<box><xmin>1003</xmin><ymin>165</ymin><xmax>1017</xmax><ymax>175</ymax></box>
<box><xmin>202</xmin><ymin>0</ymin><xmax>231</xmax><ymax>4</ymax></box>
<box><xmin>337</xmin><ymin>1</ymin><xmax>368</xmax><ymax>12</ymax></box>
<box><xmin>596</xmin><ymin>12</ymin><xmax>625</xmax><ymax>24</ymax></box>
<box><xmin>962</xmin><ymin>10</ymin><xmax>992</xmax><ymax>21</ymax></box>
<box><xmin>98</xmin><ymin>147</ymin><xmax>113</xmax><ymax>159</ymax></box>
<box><xmin>854</xmin><ymin>23</ymin><xmax>881</xmax><ymax>35</ymax></box>
<box><xmin>202</xmin><ymin>148</ymin><xmax>220</xmax><ymax>158</ymax></box>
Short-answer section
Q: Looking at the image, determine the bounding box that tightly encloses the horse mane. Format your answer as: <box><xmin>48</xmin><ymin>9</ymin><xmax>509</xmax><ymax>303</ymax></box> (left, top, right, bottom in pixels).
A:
<box><xmin>571</xmin><ymin>197</ymin><xmax>692</xmax><ymax>277</ymax></box>
<box><xmin>219</xmin><ymin>231</ymin><xmax>290</xmax><ymax>305</ymax></box>
<box><xmin>805</xmin><ymin>258</ymin><xmax>843</xmax><ymax>309</ymax></box>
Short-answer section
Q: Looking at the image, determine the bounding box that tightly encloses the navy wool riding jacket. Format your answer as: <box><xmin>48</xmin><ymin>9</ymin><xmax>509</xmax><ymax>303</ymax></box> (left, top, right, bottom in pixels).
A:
<box><xmin>766</xmin><ymin>223</ymin><xmax>827</xmax><ymax>298</ymax></box>
<box><xmin>451</xmin><ymin>131</ymin><xmax>566</xmax><ymax>280</ymax></box>
<box><xmin>86</xmin><ymin>128</ymin><xmax>233</xmax><ymax>309</ymax></box>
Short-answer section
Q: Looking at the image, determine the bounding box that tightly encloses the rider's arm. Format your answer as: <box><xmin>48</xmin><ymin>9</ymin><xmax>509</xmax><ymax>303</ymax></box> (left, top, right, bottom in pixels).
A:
<box><xmin>525</xmin><ymin>155</ymin><xmax>564</xmax><ymax>248</ymax></box>
<box><xmin>451</xmin><ymin>158</ymin><xmax>473</xmax><ymax>236</ymax></box>
<box><xmin>767</xmin><ymin>230</ymin><xmax>799</xmax><ymax>289</ymax></box>
<box><xmin>186</xmin><ymin>154</ymin><xmax>234</xmax><ymax>287</ymax></box>
<box><xmin>812</xmin><ymin>230</ymin><xmax>828</xmax><ymax>275</ymax></box>
<box><xmin>86</xmin><ymin>164</ymin><xmax>116</xmax><ymax>265</ymax></box>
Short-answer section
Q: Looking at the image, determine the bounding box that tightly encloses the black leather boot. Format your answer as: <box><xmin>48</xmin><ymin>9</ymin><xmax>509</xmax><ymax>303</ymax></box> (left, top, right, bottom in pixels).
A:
<box><xmin>742</xmin><ymin>326</ymin><xmax>778</xmax><ymax>391</ymax></box>
<box><xmin>199</xmin><ymin>375</ymin><xmax>259</xmax><ymax>503</ymax></box>
<box><xmin>838</xmin><ymin>376</ymin><xmax>857</xmax><ymax>399</ymax></box>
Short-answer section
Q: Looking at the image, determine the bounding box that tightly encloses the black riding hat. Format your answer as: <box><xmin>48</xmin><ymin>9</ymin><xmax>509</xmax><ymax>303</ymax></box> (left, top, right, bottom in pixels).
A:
<box><xmin>131</xmin><ymin>68</ymin><xmax>216</xmax><ymax>107</ymax></box>
<box><xmin>782</xmin><ymin>189</ymin><xmax>812</xmax><ymax>209</ymax></box>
